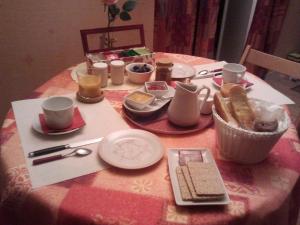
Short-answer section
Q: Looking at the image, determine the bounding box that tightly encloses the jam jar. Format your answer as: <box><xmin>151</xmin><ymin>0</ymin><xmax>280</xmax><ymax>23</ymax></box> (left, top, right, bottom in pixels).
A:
<box><xmin>155</xmin><ymin>58</ymin><xmax>173</xmax><ymax>84</ymax></box>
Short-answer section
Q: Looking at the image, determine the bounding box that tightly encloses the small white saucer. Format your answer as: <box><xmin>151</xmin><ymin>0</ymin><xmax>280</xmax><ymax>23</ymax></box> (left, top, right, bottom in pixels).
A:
<box><xmin>32</xmin><ymin>113</ymin><xmax>83</xmax><ymax>135</ymax></box>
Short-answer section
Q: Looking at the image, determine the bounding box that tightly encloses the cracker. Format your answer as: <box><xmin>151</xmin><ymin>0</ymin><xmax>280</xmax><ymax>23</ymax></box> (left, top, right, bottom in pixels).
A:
<box><xmin>187</xmin><ymin>161</ymin><xmax>225</xmax><ymax>196</ymax></box>
<box><xmin>181</xmin><ymin>166</ymin><xmax>222</xmax><ymax>201</ymax></box>
<box><xmin>175</xmin><ymin>166</ymin><xmax>192</xmax><ymax>201</ymax></box>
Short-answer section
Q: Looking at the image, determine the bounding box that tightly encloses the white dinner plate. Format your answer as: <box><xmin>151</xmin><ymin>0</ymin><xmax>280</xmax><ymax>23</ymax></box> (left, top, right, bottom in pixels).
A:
<box><xmin>168</xmin><ymin>148</ymin><xmax>230</xmax><ymax>206</ymax></box>
<box><xmin>98</xmin><ymin>129</ymin><xmax>164</xmax><ymax>169</ymax></box>
<box><xmin>171</xmin><ymin>63</ymin><xmax>195</xmax><ymax>79</ymax></box>
<box><xmin>122</xmin><ymin>85</ymin><xmax>175</xmax><ymax>117</ymax></box>
<box><xmin>32</xmin><ymin>113</ymin><xmax>83</xmax><ymax>135</ymax></box>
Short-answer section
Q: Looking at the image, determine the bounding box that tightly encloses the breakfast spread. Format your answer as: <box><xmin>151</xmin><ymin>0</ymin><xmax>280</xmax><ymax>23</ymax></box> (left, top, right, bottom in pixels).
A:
<box><xmin>126</xmin><ymin>91</ymin><xmax>154</xmax><ymax>103</ymax></box>
<box><xmin>220</xmin><ymin>83</ymin><xmax>239</xmax><ymax>97</ymax></box>
<box><xmin>155</xmin><ymin>58</ymin><xmax>173</xmax><ymax>84</ymax></box>
<box><xmin>254</xmin><ymin>120</ymin><xmax>278</xmax><ymax>132</ymax></box>
<box><xmin>125</xmin><ymin>91</ymin><xmax>155</xmax><ymax>110</ymax></box>
<box><xmin>131</xmin><ymin>64</ymin><xmax>151</xmax><ymax>73</ymax></box>
<box><xmin>144</xmin><ymin>81</ymin><xmax>169</xmax><ymax>98</ymax></box>
<box><xmin>214</xmin><ymin>85</ymin><xmax>280</xmax><ymax>132</ymax></box>
<box><xmin>229</xmin><ymin>86</ymin><xmax>255</xmax><ymax>130</ymax></box>
<box><xmin>179</xmin><ymin>150</ymin><xmax>203</xmax><ymax>166</ymax></box>
<box><xmin>86</xmin><ymin>47</ymin><xmax>154</xmax><ymax>67</ymax></box>
<box><xmin>145</xmin><ymin>81</ymin><xmax>168</xmax><ymax>91</ymax></box>
<box><xmin>175</xmin><ymin>150</ymin><xmax>226</xmax><ymax>202</ymax></box>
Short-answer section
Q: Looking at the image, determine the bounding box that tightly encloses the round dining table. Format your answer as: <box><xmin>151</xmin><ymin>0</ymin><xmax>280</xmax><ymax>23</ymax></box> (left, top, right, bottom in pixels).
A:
<box><xmin>1</xmin><ymin>52</ymin><xmax>300</xmax><ymax>225</ymax></box>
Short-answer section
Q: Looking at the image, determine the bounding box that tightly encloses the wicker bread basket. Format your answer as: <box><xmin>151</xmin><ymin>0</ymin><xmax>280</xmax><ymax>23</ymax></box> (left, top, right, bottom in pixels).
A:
<box><xmin>212</xmin><ymin>99</ymin><xmax>289</xmax><ymax>164</ymax></box>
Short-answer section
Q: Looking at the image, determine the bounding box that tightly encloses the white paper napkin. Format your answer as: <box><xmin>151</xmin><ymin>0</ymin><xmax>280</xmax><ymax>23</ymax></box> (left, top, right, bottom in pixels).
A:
<box><xmin>12</xmin><ymin>94</ymin><xmax>129</xmax><ymax>188</ymax></box>
<box><xmin>191</xmin><ymin>62</ymin><xmax>294</xmax><ymax>105</ymax></box>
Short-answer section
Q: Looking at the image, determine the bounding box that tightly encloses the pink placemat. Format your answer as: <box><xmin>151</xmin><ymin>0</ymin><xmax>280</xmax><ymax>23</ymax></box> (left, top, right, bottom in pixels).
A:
<box><xmin>213</xmin><ymin>76</ymin><xmax>254</xmax><ymax>88</ymax></box>
<box><xmin>122</xmin><ymin>106</ymin><xmax>213</xmax><ymax>135</ymax></box>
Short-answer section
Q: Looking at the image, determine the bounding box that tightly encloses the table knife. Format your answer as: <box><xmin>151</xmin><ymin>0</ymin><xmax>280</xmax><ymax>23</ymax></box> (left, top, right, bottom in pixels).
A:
<box><xmin>28</xmin><ymin>137</ymin><xmax>103</xmax><ymax>158</ymax></box>
<box><xmin>192</xmin><ymin>71</ymin><xmax>223</xmax><ymax>80</ymax></box>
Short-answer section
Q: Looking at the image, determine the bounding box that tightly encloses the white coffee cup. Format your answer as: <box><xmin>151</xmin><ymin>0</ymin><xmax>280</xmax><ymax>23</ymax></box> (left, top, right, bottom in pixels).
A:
<box><xmin>222</xmin><ymin>63</ymin><xmax>246</xmax><ymax>84</ymax></box>
<box><xmin>42</xmin><ymin>96</ymin><xmax>74</xmax><ymax>129</ymax></box>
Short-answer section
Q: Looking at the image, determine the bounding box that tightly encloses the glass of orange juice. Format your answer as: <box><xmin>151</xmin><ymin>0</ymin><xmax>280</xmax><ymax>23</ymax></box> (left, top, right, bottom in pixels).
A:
<box><xmin>76</xmin><ymin>71</ymin><xmax>102</xmax><ymax>98</ymax></box>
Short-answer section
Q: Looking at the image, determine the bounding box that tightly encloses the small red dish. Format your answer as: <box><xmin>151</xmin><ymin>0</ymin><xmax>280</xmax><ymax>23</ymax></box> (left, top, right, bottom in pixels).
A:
<box><xmin>145</xmin><ymin>81</ymin><xmax>169</xmax><ymax>98</ymax></box>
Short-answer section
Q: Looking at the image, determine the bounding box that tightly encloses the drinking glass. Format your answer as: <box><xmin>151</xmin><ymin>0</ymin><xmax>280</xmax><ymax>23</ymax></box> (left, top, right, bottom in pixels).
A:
<box><xmin>76</xmin><ymin>71</ymin><xmax>102</xmax><ymax>98</ymax></box>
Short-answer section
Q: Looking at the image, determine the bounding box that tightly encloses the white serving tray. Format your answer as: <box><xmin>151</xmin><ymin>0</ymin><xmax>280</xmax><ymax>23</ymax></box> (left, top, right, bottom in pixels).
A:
<box><xmin>167</xmin><ymin>148</ymin><xmax>230</xmax><ymax>206</ymax></box>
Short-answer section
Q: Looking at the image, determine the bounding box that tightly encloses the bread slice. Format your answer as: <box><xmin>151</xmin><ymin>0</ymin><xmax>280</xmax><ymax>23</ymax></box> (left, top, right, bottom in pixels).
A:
<box><xmin>213</xmin><ymin>92</ymin><xmax>238</xmax><ymax>127</ymax></box>
<box><xmin>220</xmin><ymin>83</ymin><xmax>239</xmax><ymax>97</ymax></box>
<box><xmin>229</xmin><ymin>86</ymin><xmax>255</xmax><ymax>130</ymax></box>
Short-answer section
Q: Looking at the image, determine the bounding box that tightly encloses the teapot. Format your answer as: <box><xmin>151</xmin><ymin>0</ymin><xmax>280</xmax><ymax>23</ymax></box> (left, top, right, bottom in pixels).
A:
<box><xmin>167</xmin><ymin>82</ymin><xmax>210</xmax><ymax>127</ymax></box>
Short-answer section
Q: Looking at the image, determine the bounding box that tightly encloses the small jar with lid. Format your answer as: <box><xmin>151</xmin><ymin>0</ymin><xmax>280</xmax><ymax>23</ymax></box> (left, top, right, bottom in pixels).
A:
<box><xmin>92</xmin><ymin>62</ymin><xmax>108</xmax><ymax>88</ymax></box>
<box><xmin>110</xmin><ymin>60</ymin><xmax>125</xmax><ymax>85</ymax></box>
<box><xmin>155</xmin><ymin>58</ymin><xmax>173</xmax><ymax>84</ymax></box>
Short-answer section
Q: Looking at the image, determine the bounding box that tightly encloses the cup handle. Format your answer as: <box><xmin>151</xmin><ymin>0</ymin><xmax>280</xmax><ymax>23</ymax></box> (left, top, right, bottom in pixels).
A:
<box><xmin>197</xmin><ymin>85</ymin><xmax>211</xmax><ymax>112</ymax></box>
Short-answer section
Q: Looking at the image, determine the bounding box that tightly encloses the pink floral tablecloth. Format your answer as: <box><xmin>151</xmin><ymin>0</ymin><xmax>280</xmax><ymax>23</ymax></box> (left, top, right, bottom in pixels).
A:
<box><xmin>1</xmin><ymin>53</ymin><xmax>300</xmax><ymax>225</ymax></box>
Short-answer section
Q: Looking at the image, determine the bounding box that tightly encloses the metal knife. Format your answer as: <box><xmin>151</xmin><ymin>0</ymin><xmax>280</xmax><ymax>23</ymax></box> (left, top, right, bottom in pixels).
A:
<box><xmin>28</xmin><ymin>137</ymin><xmax>103</xmax><ymax>158</ymax></box>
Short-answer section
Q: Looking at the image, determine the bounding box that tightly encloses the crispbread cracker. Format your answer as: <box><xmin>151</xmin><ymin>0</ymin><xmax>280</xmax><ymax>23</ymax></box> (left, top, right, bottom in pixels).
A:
<box><xmin>181</xmin><ymin>166</ymin><xmax>222</xmax><ymax>201</ymax></box>
<box><xmin>187</xmin><ymin>162</ymin><xmax>225</xmax><ymax>196</ymax></box>
<box><xmin>175</xmin><ymin>167</ymin><xmax>192</xmax><ymax>200</ymax></box>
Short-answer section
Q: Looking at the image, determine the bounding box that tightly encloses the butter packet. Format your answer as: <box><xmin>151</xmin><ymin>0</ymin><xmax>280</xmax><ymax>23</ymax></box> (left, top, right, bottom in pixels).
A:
<box><xmin>179</xmin><ymin>150</ymin><xmax>203</xmax><ymax>166</ymax></box>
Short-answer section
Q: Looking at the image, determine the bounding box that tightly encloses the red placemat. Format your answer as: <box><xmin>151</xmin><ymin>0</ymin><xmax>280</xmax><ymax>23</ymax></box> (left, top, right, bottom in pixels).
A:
<box><xmin>122</xmin><ymin>106</ymin><xmax>213</xmax><ymax>135</ymax></box>
<box><xmin>39</xmin><ymin>107</ymin><xmax>85</xmax><ymax>134</ymax></box>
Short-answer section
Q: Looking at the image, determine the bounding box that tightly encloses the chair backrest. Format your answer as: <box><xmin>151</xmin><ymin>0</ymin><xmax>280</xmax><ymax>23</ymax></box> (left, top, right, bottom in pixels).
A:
<box><xmin>240</xmin><ymin>45</ymin><xmax>300</xmax><ymax>80</ymax></box>
<box><xmin>80</xmin><ymin>24</ymin><xmax>145</xmax><ymax>55</ymax></box>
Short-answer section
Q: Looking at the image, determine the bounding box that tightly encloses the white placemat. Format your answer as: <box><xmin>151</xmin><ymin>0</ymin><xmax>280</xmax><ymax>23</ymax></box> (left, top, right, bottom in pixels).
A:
<box><xmin>12</xmin><ymin>94</ymin><xmax>129</xmax><ymax>188</ymax></box>
<box><xmin>191</xmin><ymin>62</ymin><xmax>294</xmax><ymax>105</ymax></box>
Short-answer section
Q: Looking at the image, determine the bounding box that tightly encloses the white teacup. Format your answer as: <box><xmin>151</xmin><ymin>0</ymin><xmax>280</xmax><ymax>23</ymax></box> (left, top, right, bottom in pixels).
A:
<box><xmin>42</xmin><ymin>96</ymin><xmax>74</xmax><ymax>129</ymax></box>
<box><xmin>222</xmin><ymin>63</ymin><xmax>246</xmax><ymax>84</ymax></box>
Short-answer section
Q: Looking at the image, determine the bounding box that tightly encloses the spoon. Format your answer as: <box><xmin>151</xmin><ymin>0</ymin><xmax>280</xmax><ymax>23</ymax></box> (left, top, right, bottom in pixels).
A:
<box><xmin>151</xmin><ymin>95</ymin><xmax>173</xmax><ymax>106</ymax></box>
<box><xmin>32</xmin><ymin>148</ymin><xmax>92</xmax><ymax>165</ymax></box>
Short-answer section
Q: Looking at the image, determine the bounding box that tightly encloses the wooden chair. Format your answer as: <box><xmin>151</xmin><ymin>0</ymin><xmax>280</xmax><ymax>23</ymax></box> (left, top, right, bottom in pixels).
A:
<box><xmin>80</xmin><ymin>24</ymin><xmax>145</xmax><ymax>55</ymax></box>
<box><xmin>240</xmin><ymin>45</ymin><xmax>300</xmax><ymax>80</ymax></box>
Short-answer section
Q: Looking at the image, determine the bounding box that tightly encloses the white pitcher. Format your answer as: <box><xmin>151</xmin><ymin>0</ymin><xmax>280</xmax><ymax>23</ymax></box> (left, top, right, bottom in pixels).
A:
<box><xmin>167</xmin><ymin>82</ymin><xmax>210</xmax><ymax>127</ymax></box>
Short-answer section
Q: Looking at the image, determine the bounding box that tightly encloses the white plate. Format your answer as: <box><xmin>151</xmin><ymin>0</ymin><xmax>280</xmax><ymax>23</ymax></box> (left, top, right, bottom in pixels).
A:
<box><xmin>123</xmin><ymin>86</ymin><xmax>175</xmax><ymax>117</ymax></box>
<box><xmin>32</xmin><ymin>113</ymin><xmax>82</xmax><ymax>135</ymax></box>
<box><xmin>98</xmin><ymin>129</ymin><xmax>164</xmax><ymax>169</ymax></box>
<box><xmin>171</xmin><ymin>63</ymin><xmax>195</xmax><ymax>79</ymax></box>
<box><xmin>70</xmin><ymin>62</ymin><xmax>87</xmax><ymax>82</ymax></box>
<box><xmin>168</xmin><ymin>148</ymin><xmax>230</xmax><ymax>206</ymax></box>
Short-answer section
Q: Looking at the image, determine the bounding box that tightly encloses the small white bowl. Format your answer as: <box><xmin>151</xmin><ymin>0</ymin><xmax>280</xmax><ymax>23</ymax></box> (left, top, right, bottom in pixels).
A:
<box><xmin>125</xmin><ymin>90</ymin><xmax>155</xmax><ymax>110</ymax></box>
<box><xmin>126</xmin><ymin>63</ymin><xmax>154</xmax><ymax>84</ymax></box>
<box><xmin>145</xmin><ymin>81</ymin><xmax>169</xmax><ymax>98</ymax></box>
